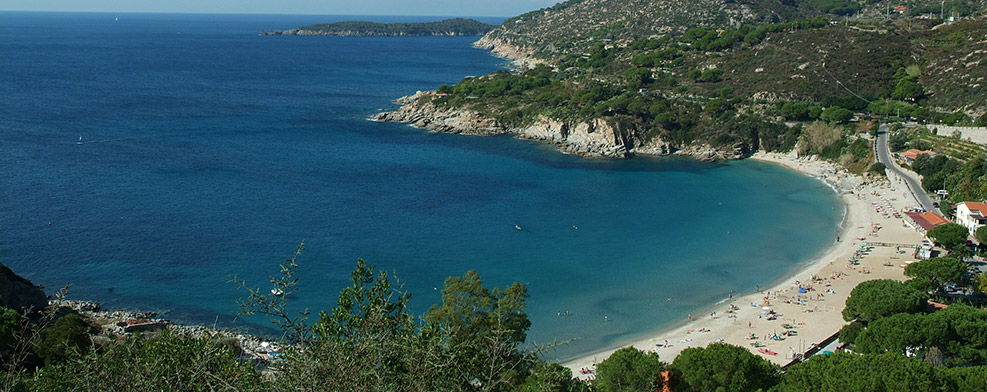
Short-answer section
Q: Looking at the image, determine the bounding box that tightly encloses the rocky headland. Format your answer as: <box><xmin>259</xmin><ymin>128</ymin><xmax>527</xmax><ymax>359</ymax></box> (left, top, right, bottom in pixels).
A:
<box><xmin>372</xmin><ymin>91</ymin><xmax>746</xmax><ymax>160</ymax></box>
<box><xmin>261</xmin><ymin>18</ymin><xmax>495</xmax><ymax>37</ymax></box>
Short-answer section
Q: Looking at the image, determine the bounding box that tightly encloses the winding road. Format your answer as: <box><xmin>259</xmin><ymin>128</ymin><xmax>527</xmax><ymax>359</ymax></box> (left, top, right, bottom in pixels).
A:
<box><xmin>875</xmin><ymin>124</ymin><xmax>941</xmax><ymax>215</ymax></box>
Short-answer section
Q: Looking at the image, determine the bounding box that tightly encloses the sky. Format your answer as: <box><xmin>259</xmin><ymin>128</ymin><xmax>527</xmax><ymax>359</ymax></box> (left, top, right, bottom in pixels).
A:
<box><xmin>0</xmin><ymin>0</ymin><xmax>561</xmax><ymax>17</ymax></box>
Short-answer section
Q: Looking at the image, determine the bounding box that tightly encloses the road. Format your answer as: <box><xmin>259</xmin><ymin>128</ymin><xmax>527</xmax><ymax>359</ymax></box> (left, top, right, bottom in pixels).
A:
<box><xmin>875</xmin><ymin>124</ymin><xmax>941</xmax><ymax>215</ymax></box>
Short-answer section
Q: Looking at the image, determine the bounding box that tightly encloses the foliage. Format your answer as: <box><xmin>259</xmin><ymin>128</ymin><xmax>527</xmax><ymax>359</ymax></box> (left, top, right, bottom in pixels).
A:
<box><xmin>593</xmin><ymin>347</ymin><xmax>665</xmax><ymax>392</ymax></box>
<box><xmin>799</xmin><ymin>122</ymin><xmax>843</xmax><ymax>156</ymax></box>
<box><xmin>903</xmin><ymin>257</ymin><xmax>968</xmax><ymax>291</ymax></box>
<box><xmin>927</xmin><ymin>223</ymin><xmax>971</xmax><ymax>253</ymax></box>
<box><xmin>424</xmin><ymin>270</ymin><xmax>533</xmax><ymax>391</ymax></box>
<box><xmin>780</xmin><ymin>102</ymin><xmax>811</xmax><ymax>121</ymax></box>
<box><xmin>838</xmin><ymin>320</ymin><xmax>865</xmax><ymax>346</ymax></box>
<box><xmin>976</xmin><ymin>226</ymin><xmax>987</xmax><ymax>245</ymax></box>
<box><xmin>697</xmin><ymin>69</ymin><xmax>724</xmax><ymax>83</ymax></box>
<box><xmin>938</xmin><ymin>365</ymin><xmax>987</xmax><ymax>392</ymax></box>
<box><xmin>517</xmin><ymin>362</ymin><xmax>588</xmax><ymax>392</ymax></box>
<box><xmin>890</xmin><ymin>79</ymin><xmax>925</xmax><ymax>101</ymax></box>
<box><xmin>291</xmin><ymin>18</ymin><xmax>495</xmax><ymax>36</ymax></box>
<box><xmin>821</xmin><ymin>106</ymin><xmax>853</xmax><ymax>124</ymax></box>
<box><xmin>807</xmin><ymin>0</ymin><xmax>862</xmax><ymax>15</ymax></box>
<box><xmin>974</xmin><ymin>273</ymin><xmax>987</xmax><ymax>295</ymax></box>
<box><xmin>35</xmin><ymin>314</ymin><xmax>97</xmax><ymax>366</ymax></box>
<box><xmin>232</xmin><ymin>242</ymin><xmax>311</xmax><ymax>343</ymax></box>
<box><xmin>281</xmin><ymin>259</ymin><xmax>424</xmax><ymax>391</ymax></box>
<box><xmin>912</xmin><ymin>153</ymin><xmax>987</xmax><ymax>205</ymax></box>
<box><xmin>852</xmin><ymin>304</ymin><xmax>987</xmax><ymax>366</ymax></box>
<box><xmin>777</xmin><ymin>352</ymin><xmax>943</xmax><ymax>391</ymax></box>
<box><xmin>888</xmin><ymin>130</ymin><xmax>911</xmax><ymax>152</ymax></box>
<box><xmin>842</xmin><ymin>279</ymin><xmax>927</xmax><ymax>323</ymax></box>
<box><xmin>28</xmin><ymin>330</ymin><xmax>265</xmax><ymax>392</ymax></box>
<box><xmin>668</xmin><ymin>343</ymin><xmax>779</xmax><ymax>392</ymax></box>
<box><xmin>314</xmin><ymin>259</ymin><xmax>414</xmax><ymax>343</ymax></box>
<box><xmin>868</xmin><ymin>162</ymin><xmax>887</xmax><ymax>177</ymax></box>
<box><xmin>0</xmin><ymin>308</ymin><xmax>20</xmax><ymax>357</ymax></box>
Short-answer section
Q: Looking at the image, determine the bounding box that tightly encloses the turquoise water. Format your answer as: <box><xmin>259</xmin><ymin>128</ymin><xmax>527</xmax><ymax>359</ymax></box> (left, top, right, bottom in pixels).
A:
<box><xmin>0</xmin><ymin>12</ymin><xmax>842</xmax><ymax>360</ymax></box>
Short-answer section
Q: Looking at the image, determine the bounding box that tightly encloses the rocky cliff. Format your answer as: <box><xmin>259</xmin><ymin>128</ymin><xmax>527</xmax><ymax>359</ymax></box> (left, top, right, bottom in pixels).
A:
<box><xmin>0</xmin><ymin>263</ymin><xmax>48</xmax><ymax>315</ymax></box>
<box><xmin>372</xmin><ymin>91</ymin><xmax>745</xmax><ymax>160</ymax></box>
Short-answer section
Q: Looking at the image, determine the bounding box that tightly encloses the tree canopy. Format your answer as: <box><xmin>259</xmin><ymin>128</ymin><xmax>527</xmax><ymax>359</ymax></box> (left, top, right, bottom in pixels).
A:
<box><xmin>975</xmin><ymin>226</ymin><xmax>987</xmax><ymax>245</ymax></box>
<box><xmin>842</xmin><ymin>279</ymin><xmax>927</xmax><ymax>323</ymax></box>
<box><xmin>593</xmin><ymin>347</ymin><xmax>665</xmax><ymax>392</ymax></box>
<box><xmin>927</xmin><ymin>223</ymin><xmax>971</xmax><ymax>252</ymax></box>
<box><xmin>778</xmin><ymin>352</ymin><xmax>943</xmax><ymax>391</ymax></box>
<box><xmin>903</xmin><ymin>257</ymin><xmax>968</xmax><ymax>291</ymax></box>
<box><xmin>668</xmin><ymin>343</ymin><xmax>779</xmax><ymax>392</ymax></box>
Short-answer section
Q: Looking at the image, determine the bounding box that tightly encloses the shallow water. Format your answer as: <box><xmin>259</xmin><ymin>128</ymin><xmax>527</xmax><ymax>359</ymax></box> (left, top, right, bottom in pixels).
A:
<box><xmin>0</xmin><ymin>12</ymin><xmax>842</xmax><ymax>359</ymax></box>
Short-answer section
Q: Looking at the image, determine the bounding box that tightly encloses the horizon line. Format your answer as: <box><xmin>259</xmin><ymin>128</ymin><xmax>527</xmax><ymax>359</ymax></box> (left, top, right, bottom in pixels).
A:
<box><xmin>0</xmin><ymin>9</ymin><xmax>511</xmax><ymax>19</ymax></box>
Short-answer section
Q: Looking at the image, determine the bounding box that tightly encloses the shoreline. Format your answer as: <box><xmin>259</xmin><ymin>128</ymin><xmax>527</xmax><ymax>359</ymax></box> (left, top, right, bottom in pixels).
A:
<box><xmin>562</xmin><ymin>150</ymin><xmax>926</xmax><ymax>378</ymax></box>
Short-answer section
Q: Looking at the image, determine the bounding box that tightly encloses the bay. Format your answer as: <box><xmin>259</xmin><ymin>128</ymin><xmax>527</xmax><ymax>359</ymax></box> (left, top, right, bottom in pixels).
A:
<box><xmin>0</xmin><ymin>12</ymin><xmax>842</xmax><ymax>359</ymax></box>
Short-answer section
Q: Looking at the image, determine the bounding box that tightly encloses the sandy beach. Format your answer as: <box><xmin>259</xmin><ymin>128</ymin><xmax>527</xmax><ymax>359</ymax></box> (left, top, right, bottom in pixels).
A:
<box><xmin>563</xmin><ymin>150</ymin><xmax>928</xmax><ymax>378</ymax></box>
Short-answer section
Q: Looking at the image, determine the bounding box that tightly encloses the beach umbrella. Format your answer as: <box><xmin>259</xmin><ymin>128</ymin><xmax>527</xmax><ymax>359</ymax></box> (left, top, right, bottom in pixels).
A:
<box><xmin>798</xmin><ymin>288</ymin><xmax>807</xmax><ymax>294</ymax></box>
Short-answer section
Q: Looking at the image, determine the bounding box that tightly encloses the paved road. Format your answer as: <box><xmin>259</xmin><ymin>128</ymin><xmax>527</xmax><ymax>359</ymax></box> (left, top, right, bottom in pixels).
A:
<box><xmin>875</xmin><ymin>124</ymin><xmax>941</xmax><ymax>215</ymax></box>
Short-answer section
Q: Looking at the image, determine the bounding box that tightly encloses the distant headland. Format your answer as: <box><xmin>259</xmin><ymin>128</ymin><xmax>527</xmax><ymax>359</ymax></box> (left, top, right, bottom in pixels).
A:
<box><xmin>260</xmin><ymin>18</ymin><xmax>496</xmax><ymax>37</ymax></box>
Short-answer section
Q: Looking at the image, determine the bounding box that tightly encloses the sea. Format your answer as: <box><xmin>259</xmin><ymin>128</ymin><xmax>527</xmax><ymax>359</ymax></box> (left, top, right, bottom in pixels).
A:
<box><xmin>0</xmin><ymin>12</ymin><xmax>843</xmax><ymax>360</ymax></box>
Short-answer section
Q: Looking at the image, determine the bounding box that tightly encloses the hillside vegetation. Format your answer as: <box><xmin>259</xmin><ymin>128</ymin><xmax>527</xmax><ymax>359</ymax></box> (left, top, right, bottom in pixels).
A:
<box><xmin>4</xmin><ymin>256</ymin><xmax>987</xmax><ymax>391</ymax></box>
<box><xmin>378</xmin><ymin>4</ymin><xmax>987</xmax><ymax>163</ymax></box>
<box><xmin>262</xmin><ymin>18</ymin><xmax>495</xmax><ymax>37</ymax></box>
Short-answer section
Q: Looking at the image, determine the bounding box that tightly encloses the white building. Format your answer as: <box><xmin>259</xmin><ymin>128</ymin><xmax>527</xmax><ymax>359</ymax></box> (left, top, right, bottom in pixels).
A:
<box><xmin>955</xmin><ymin>202</ymin><xmax>987</xmax><ymax>234</ymax></box>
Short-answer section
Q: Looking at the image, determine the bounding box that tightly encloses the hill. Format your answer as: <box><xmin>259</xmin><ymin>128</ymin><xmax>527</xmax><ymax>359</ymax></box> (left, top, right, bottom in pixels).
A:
<box><xmin>377</xmin><ymin>8</ymin><xmax>987</xmax><ymax>161</ymax></box>
<box><xmin>261</xmin><ymin>18</ymin><xmax>496</xmax><ymax>37</ymax></box>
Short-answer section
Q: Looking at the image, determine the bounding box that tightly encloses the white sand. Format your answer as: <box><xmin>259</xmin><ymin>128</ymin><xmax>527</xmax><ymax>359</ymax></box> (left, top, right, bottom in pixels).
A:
<box><xmin>563</xmin><ymin>150</ymin><xmax>928</xmax><ymax>379</ymax></box>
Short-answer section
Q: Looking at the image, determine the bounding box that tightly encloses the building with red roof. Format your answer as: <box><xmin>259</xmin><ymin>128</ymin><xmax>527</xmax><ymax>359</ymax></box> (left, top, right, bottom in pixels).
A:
<box><xmin>956</xmin><ymin>201</ymin><xmax>987</xmax><ymax>233</ymax></box>
<box><xmin>898</xmin><ymin>149</ymin><xmax>936</xmax><ymax>164</ymax></box>
<box><xmin>904</xmin><ymin>211</ymin><xmax>949</xmax><ymax>234</ymax></box>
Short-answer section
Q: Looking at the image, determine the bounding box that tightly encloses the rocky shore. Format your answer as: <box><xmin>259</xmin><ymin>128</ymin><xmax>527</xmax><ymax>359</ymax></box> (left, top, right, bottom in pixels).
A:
<box><xmin>371</xmin><ymin>91</ymin><xmax>747</xmax><ymax>161</ymax></box>
<box><xmin>471</xmin><ymin>34</ymin><xmax>547</xmax><ymax>70</ymax></box>
<box><xmin>57</xmin><ymin>299</ymin><xmax>281</xmax><ymax>363</ymax></box>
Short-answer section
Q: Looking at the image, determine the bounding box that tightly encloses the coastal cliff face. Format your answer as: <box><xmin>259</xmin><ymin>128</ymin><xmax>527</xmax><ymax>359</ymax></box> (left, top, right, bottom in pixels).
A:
<box><xmin>471</xmin><ymin>35</ymin><xmax>546</xmax><ymax>70</ymax></box>
<box><xmin>372</xmin><ymin>92</ymin><xmax>744</xmax><ymax>160</ymax></box>
<box><xmin>0</xmin><ymin>263</ymin><xmax>48</xmax><ymax>315</ymax></box>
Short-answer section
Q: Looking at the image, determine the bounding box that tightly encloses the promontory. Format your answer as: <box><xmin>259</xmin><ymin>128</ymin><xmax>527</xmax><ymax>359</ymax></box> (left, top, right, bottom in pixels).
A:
<box><xmin>260</xmin><ymin>18</ymin><xmax>496</xmax><ymax>37</ymax></box>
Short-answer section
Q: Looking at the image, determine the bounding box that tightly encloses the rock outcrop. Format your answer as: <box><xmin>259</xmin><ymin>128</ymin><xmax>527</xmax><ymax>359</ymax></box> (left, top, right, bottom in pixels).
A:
<box><xmin>0</xmin><ymin>263</ymin><xmax>48</xmax><ymax>314</ymax></box>
<box><xmin>472</xmin><ymin>35</ymin><xmax>546</xmax><ymax>70</ymax></box>
<box><xmin>372</xmin><ymin>92</ymin><xmax>746</xmax><ymax>160</ymax></box>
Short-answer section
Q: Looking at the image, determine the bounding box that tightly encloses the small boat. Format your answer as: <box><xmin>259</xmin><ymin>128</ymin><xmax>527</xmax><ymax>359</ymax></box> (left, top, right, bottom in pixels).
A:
<box><xmin>758</xmin><ymin>348</ymin><xmax>778</xmax><ymax>355</ymax></box>
<box><xmin>271</xmin><ymin>288</ymin><xmax>284</xmax><ymax>296</ymax></box>
<box><xmin>77</xmin><ymin>136</ymin><xmax>83</xmax><ymax>145</ymax></box>
<box><xmin>515</xmin><ymin>225</ymin><xmax>522</xmax><ymax>231</ymax></box>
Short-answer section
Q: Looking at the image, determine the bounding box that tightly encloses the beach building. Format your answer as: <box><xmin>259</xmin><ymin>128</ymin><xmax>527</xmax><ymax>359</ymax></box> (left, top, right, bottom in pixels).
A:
<box><xmin>904</xmin><ymin>211</ymin><xmax>949</xmax><ymax>235</ymax></box>
<box><xmin>898</xmin><ymin>149</ymin><xmax>936</xmax><ymax>164</ymax></box>
<box><xmin>955</xmin><ymin>201</ymin><xmax>987</xmax><ymax>233</ymax></box>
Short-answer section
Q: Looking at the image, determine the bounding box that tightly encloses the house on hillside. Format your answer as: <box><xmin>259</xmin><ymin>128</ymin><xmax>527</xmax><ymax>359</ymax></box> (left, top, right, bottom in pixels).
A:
<box><xmin>898</xmin><ymin>149</ymin><xmax>936</xmax><ymax>164</ymax></box>
<box><xmin>955</xmin><ymin>202</ymin><xmax>987</xmax><ymax>233</ymax></box>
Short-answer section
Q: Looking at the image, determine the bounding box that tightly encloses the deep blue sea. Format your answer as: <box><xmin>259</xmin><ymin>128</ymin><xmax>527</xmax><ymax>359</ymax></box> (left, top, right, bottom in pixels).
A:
<box><xmin>0</xmin><ymin>12</ymin><xmax>842</xmax><ymax>360</ymax></box>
